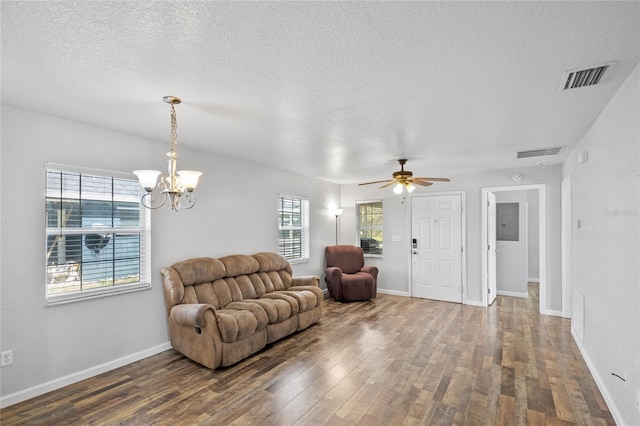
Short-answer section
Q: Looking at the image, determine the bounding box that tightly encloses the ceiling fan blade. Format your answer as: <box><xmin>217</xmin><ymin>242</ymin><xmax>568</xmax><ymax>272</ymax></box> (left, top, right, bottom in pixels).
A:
<box><xmin>358</xmin><ymin>179</ymin><xmax>393</xmax><ymax>186</ymax></box>
<box><xmin>379</xmin><ymin>181</ymin><xmax>397</xmax><ymax>189</ymax></box>
<box><xmin>412</xmin><ymin>177</ymin><xmax>450</xmax><ymax>182</ymax></box>
<box><xmin>412</xmin><ymin>180</ymin><xmax>433</xmax><ymax>187</ymax></box>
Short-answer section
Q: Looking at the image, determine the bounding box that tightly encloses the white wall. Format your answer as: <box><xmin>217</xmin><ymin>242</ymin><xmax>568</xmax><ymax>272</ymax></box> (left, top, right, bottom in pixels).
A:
<box><xmin>0</xmin><ymin>106</ymin><xmax>340</xmax><ymax>404</ymax></box>
<box><xmin>495</xmin><ymin>191</ymin><xmax>528</xmax><ymax>297</ymax></box>
<box><xmin>562</xmin><ymin>64</ymin><xmax>639</xmax><ymax>425</ymax></box>
<box><xmin>340</xmin><ymin>165</ymin><xmax>562</xmax><ymax>309</ymax></box>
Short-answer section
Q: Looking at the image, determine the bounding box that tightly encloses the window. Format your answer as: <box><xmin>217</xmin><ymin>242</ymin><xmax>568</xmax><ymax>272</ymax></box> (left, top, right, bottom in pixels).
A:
<box><xmin>278</xmin><ymin>195</ymin><xmax>309</xmax><ymax>263</ymax></box>
<box><xmin>357</xmin><ymin>200</ymin><xmax>383</xmax><ymax>255</ymax></box>
<box><xmin>45</xmin><ymin>164</ymin><xmax>151</xmax><ymax>304</ymax></box>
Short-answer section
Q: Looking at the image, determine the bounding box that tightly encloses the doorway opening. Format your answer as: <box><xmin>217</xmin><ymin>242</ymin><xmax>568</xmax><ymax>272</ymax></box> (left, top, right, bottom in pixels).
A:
<box><xmin>481</xmin><ymin>184</ymin><xmax>547</xmax><ymax>314</ymax></box>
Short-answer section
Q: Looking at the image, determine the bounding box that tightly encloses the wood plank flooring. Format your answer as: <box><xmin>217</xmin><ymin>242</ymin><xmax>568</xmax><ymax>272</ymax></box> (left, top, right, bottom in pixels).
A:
<box><xmin>1</xmin><ymin>284</ymin><xmax>614</xmax><ymax>425</ymax></box>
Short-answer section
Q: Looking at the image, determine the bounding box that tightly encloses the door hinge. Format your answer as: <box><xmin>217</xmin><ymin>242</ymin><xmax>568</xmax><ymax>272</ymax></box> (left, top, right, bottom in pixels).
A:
<box><xmin>488</xmin><ymin>288</ymin><xmax>491</xmax><ymax>294</ymax></box>
<box><xmin>461</xmin><ymin>246</ymin><xmax>464</xmax><ymax>252</ymax></box>
<box><xmin>487</xmin><ymin>244</ymin><xmax>490</xmax><ymax>251</ymax></box>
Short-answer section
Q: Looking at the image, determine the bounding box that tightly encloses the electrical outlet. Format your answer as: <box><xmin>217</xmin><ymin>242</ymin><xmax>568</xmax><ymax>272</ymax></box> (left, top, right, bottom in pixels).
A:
<box><xmin>1</xmin><ymin>350</ymin><xmax>13</xmax><ymax>366</ymax></box>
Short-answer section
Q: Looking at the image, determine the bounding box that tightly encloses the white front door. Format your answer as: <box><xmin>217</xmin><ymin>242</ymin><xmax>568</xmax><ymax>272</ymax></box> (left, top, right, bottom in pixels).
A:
<box><xmin>411</xmin><ymin>194</ymin><xmax>463</xmax><ymax>303</ymax></box>
<box><xmin>487</xmin><ymin>192</ymin><xmax>497</xmax><ymax>305</ymax></box>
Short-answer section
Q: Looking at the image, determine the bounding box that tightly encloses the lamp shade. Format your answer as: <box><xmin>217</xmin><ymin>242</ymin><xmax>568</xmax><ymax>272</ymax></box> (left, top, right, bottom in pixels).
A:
<box><xmin>406</xmin><ymin>183</ymin><xmax>416</xmax><ymax>193</ymax></box>
<box><xmin>393</xmin><ymin>183</ymin><xmax>404</xmax><ymax>194</ymax></box>
<box><xmin>177</xmin><ymin>170</ymin><xmax>202</xmax><ymax>191</ymax></box>
<box><xmin>133</xmin><ymin>170</ymin><xmax>161</xmax><ymax>191</ymax></box>
<box><xmin>332</xmin><ymin>208</ymin><xmax>344</xmax><ymax>217</ymax></box>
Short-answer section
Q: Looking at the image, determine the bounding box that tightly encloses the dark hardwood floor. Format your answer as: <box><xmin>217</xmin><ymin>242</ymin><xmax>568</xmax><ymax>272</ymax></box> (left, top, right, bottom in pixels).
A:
<box><xmin>1</xmin><ymin>284</ymin><xmax>614</xmax><ymax>425</ymax></box>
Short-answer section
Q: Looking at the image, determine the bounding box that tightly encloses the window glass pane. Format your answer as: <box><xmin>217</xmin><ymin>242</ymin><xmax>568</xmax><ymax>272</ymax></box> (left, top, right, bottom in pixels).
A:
<box><xmin>278</xmin><ymin>196</ymin><xmax>309</xmax><ymax>262</ymax></box>
<box><xmin>45</xmin><ymin>165</ymin><xmax>150</xmax><ymax>303</ymax></box>
<box><xmin>357</xmin><ymin>201</ymin><xmax>383</xmax><ymax>255</ymax></box>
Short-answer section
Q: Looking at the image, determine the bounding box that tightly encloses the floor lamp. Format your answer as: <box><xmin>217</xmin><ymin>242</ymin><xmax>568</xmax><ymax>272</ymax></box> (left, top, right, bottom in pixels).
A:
<box><xmin>332</xmin><ymin>208</ymin><xmax>343</xmax><ymax>245</ymax></box>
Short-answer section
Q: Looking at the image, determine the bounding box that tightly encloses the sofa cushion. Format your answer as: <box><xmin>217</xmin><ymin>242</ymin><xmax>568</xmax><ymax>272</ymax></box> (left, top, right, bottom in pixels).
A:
<box><xmin>244</xmin><ymin>299</ymin><xmax>292</xmax><ymax>323</ymax></box>
<box><xmin>215</xmin><ymin>308</ymin><xmax>264</xmax><ymax>343</ymax></box>
<box><xmin>261</xmin><ymin>292</ymin><xmax>300</xmax><ymax>315</ymax></box>
<box><xmin>172</xmin><ymin>257</ymin><xmax>226</xmax><ymax>286</ymax></box>
<box><xmin>219</xmin><ymin>254</ymin><xmax>260</xmax><ymax>276</ymax></box>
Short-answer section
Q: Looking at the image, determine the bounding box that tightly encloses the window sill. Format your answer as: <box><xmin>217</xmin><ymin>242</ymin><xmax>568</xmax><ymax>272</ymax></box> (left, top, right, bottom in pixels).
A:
<box><xmin>288</xmin><ymin>258</ymin><xmax>310</xmax><ymax>265</ymax></box>
<box><xmin>46</xmin><ymin>282</ymin><xmax>151</xmax><ymax>306</ymax></box>
<box><xmin>364</xmin><ymin>254</ymin><xmax>383</xmax><ymax>259</ymax></box>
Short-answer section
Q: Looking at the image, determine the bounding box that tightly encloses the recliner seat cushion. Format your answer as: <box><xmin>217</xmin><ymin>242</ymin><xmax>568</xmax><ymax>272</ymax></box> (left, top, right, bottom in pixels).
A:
<box><xmin>340</xmin><ymin>273</ymin><xmax>374</xmax><ymax>302</ymax></box>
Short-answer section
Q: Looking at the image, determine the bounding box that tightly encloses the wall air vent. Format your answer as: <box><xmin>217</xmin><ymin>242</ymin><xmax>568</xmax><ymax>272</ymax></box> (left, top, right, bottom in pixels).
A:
<box><xmin>560</xmin><ymin>61</ymin><xmax>616</xmax><ymax>91</ymax></box>
<box><xmin>517</xmin><ymin>146</ymin><xmax>563</xmax><ymax>158</ymax></box>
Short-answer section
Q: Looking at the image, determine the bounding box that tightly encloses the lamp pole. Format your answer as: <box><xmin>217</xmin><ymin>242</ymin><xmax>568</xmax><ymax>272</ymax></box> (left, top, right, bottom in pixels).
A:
<box><xmin>333</xmin><ymin>208</ymin><xmax>343</xmax><ymax>245</ymax></box>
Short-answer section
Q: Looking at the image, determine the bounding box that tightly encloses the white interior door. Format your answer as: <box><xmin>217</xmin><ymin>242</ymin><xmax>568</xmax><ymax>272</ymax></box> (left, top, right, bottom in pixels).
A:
<box><xmin>411</xmin><ymin>194</ymin><xmax>462</xmax><ymax>303</ymax></box>
<box><xmin>487</xmin><ymin>192</ymin><xmax>497</xmax><ymax>305</ymax></box>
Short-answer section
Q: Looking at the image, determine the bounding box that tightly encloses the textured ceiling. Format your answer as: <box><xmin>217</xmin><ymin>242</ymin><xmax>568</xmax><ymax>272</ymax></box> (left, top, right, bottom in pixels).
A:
<box><xmin>2</xmin><ymin>1</ymin><xmax>639</xmax><ymax>184</ymax></box>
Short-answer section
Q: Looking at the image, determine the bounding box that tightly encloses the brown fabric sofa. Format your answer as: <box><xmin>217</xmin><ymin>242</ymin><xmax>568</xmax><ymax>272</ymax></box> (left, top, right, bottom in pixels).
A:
<box><xmin>161</xmin><ymin>252</ymin><xmax>323</xmax><ymax>369</ymax></box>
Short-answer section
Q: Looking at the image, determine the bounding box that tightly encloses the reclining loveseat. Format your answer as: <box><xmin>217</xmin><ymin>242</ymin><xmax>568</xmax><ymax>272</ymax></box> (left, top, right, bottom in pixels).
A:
<box><xmin>161</xmin><ymin>252</ymin><xmax>323</xmax><ymax>369</ymax></box>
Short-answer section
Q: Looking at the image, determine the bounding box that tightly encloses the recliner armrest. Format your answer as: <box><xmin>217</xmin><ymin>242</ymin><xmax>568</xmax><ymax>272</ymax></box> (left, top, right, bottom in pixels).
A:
<box><xmin>325</xmin><ymin>266</ymin><xmax>343</xmax><ymax>282</ymax></box>
<box><xmin>170</xmin><ymin>303</ymin><xmax>216</xmax><ymax>328</ymax></box>
<box><xmin>361</xmin><ymin>265</ymin><xmax>378</xmax><ymax>279</ymax></box>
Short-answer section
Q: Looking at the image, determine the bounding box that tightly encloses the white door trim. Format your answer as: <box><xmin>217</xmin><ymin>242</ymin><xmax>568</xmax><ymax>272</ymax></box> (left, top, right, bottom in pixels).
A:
<box><xmin>409</xmin><ymin>191</ymin><xmax>467</xmax><ymax>304</ymax></box>
<box><xmin>481</xmin><ymin>184</ymin><xmax>547</xmax><ymax>314</ymax></box>
<box><xmin>561</xmin><ymin>175</ymin><xmax>572</xmax><ymax>318</ymax></box>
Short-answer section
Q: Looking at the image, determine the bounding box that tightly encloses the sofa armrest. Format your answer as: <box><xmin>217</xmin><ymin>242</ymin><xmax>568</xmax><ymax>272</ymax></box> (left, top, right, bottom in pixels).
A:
<box><xmin>292</xmin><ymin>275</ymin><xmax>320</xmax><ymax>287</ymax></box>
<box><xmin>169</xmin><ymin>303</ymin><xmax>216</xmax><ymax>328</ymax></box>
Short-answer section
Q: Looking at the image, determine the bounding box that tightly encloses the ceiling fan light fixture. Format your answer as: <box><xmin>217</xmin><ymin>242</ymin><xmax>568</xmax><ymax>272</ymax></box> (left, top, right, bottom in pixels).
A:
<box><xmin>358</xmin><ymin>159</ymin><xmax>449</xmax><ymax>194</ymax></box>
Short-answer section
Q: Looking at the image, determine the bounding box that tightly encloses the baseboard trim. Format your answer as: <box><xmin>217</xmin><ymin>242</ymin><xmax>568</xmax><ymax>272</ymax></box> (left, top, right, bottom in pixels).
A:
<box><xmin>571</xmin><ymin>329</ymin><xmax>624</xmax><ymax>425</ymax></box>
<box><xmin>528</xmin><ymin>278</ymin><xmax>540</xmax><ymax>283</ymax></box>
<box><xmin>541</xmin><ymin>309</ymin><xmax>563</xmax><ymax>317</ymax></box>
<box><xmin>496</xmin><ymin>290</ymin><xmax>529</xmax><ymax>298</ymax></box>
<box><xmin>377</xmin><ymin>288</ymin><xmax>410</xmax><ymax>297</ymax></box>
<box><xmin>0</xmin><ymin>342</ymin><xmax>172</xmax><ymax>408</ymax></box>
<box><xmin>464</xmin><ymin>300</ymin><xmax>485</xmax><ymax>307</ymax></box>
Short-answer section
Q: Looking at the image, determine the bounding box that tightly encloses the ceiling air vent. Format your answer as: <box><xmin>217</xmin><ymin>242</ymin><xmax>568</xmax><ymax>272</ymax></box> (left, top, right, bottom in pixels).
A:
<box><xmin>517</xmin><ymin>146</ymin><xmax>563</xmax><ymax>158</ymax></box>
<box><xmin>560</xmin><ymin>61</ymin><xmax>616</xmax><ymax>91</ymax></box>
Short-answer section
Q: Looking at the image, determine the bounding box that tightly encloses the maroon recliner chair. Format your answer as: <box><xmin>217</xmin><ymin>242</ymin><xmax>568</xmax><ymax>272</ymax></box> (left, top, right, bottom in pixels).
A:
<box><xmin>325</xmin><ymin>245</ymin><xmax>378</xmax><ymax>302</ymax></box>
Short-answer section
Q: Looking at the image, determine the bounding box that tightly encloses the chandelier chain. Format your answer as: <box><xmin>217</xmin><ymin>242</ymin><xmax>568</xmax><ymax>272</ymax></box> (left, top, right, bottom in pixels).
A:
<box><xmin>170</xmin><ymin>103</ymin><xmax>178</xmax><ymax>152</ymax></box>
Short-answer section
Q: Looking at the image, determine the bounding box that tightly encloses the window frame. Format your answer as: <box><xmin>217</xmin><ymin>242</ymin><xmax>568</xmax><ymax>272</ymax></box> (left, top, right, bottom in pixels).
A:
<box><xmin>356</xmin><ymin>199</ymin><xmax>384</xmax><ymax>257</ymax></box>
<box><xmin>278</xmin><ymin>194</ymin><xmax>310</xmax><ymax>264</ymax></box>
<box><xmin>45</xmin><ymin>163</ymin><xmax>151</xmax><ymax>305</ymax></box>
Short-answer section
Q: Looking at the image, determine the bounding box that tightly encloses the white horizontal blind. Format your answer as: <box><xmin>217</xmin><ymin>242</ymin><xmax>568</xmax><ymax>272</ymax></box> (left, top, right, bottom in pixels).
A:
<box><xmin>278</xmin><ymin>195</ymin><xmax>309</xmax><ymax>263</ymax></box>
<box><xmin>45</xmin><ymin>163</ymin><xmax>151</xmax><ymax>304</ymax></box>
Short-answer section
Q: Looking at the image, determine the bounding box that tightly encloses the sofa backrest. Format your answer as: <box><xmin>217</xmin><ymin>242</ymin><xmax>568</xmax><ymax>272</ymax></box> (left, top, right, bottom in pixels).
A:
<box><xmin>162</xmin><ymin>252</ymin><xmax>295</xmax><ymax>313</ymax></box>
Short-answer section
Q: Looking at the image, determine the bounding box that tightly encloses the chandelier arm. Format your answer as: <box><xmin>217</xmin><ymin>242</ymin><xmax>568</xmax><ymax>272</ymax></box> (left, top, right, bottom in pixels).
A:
<box><xmin>140</xmin><ymin>191</ymin><xmax>169</xmax><ymax>209</ymax></box>
<box><xmin>181</xmin><ymin>191</ymin><xmax>197</xmax><ymax>210</ymax></box>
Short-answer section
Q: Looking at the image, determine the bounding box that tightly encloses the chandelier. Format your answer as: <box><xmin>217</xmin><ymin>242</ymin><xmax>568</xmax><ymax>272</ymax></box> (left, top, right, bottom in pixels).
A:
<box><xmin>134</xmin><ymin>96</ymin><xmax>202</xmax><ymax>211</ymax></box>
